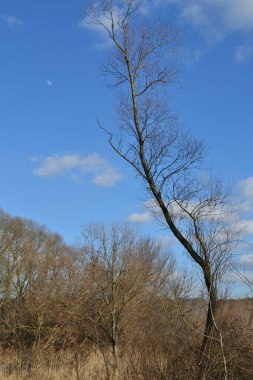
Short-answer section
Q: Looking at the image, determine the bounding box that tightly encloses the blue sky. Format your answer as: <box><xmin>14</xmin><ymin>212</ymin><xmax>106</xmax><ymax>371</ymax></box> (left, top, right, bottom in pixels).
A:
<box><xmin>1</xmin><ymin>0</ymin><xmax>253</xmax><ymax>296</ymax></box>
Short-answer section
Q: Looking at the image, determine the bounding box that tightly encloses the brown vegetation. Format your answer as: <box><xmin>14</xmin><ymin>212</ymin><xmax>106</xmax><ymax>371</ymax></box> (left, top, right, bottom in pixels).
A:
<box><xmin>0</xmin><ymin>211</ymin><xmax>252</xmax><ymax>379</ymax></box>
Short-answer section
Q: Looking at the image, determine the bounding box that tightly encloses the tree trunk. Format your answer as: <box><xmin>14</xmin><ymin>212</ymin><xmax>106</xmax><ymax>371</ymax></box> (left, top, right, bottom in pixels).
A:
<box><xmin>198</xmin><ymin>267</ymin><xmax>218</xmax><ymax>380</ymax></box>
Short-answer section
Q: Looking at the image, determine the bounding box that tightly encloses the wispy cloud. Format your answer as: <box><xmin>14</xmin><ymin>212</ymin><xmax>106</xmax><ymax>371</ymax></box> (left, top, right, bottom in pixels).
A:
<box><xmin>152</xmin><ymin>0</ymin><xmax>253</xmax><ymax>60</ymax></box>
<box><xmin>228</xmin><ymin>176</ymin><xmax>253</xmax><ymax>237</ymax></box>
<box><xmin>240</xmin><ymin>176</ymin><xmax>253</xmax><ymax>199</ymax></box>
<box><xmin>158</xmin><ymin>234</ymin><xmax>178</xmax><ymax>247</ymax></box>
<box><xmin>78</xmin><ymin>5</ymin><xmax>122</xmax><ymax>49</ymax></box>
<box><xmin>239</xmin><ymin>253</ymin><xmax>253</xmax><ymax>267</ymax></box>
<box><xmin>83</xmin><ymin>0</ymin><xmax>253</xmax><ymax>54</ymax></box>
<box><xmin>127</xmin><ymin>212</ymin><xmax>152</xmax><ymax>223</ymax></box>
<box><xmin>235</xmin><ymin>43</ymin><xmax>253</xmax><ymax>62</ymax></box>
<box><xmin>33</xmin><ymin>153</ymin><xmax>122</xmax><ymax>187</ymax></box>
<box><xmin>222</xmin><ymin>270</ymin><xmax>253</xmax><ymax>285</ymax></box>
<box><xmin>156</xmin><ymin>0</ymin><xmax>253</xmax><ymax>33</ymax></box>
<box><xmin>238</xmin><ymin>176</ymin><xmax>253</xmax><ymax>213</ymax></box>
<box><xmin>79</xmin><ymin>3</ymin><xmax>150</xmax><ymax>48</ymax></box>
<box><xmin>241</xmin><ymin>220</ymin><xmax>253</xmax><ymax>236</ymax></box>
<box><xmin>78</xmin><ymin>9</ymin><xmax>120</xmax><ymax>32</ymax></box>
<box><xmin>1</xmin><ymin>15</ymin><xmax>24</xmax><ymax>29</ymax></box>
<box><xmin>33</xmin><ymin>155</ymin><xmax>80</xmax><ymax>177</ymax></box>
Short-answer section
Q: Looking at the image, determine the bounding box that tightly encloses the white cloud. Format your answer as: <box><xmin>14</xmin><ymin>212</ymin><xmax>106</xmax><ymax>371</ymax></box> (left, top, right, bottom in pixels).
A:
<box><xmin>158</xmin><ymin>234</ymin><xmax>178</xmax><ymax>247</ymax></box>
<box><xmin>33</xmin><ymin>153</ymin><xmax>122</xmax><ymax>187</ymax></box>
<box><xmin>235</xmin><ymin>43</ymin><xmax>253</xmax><ymax>62</ymax></box>
<box><xmin>78</xmin><ymin>18</ymin><xmax>113</xmax><ymax>49</ymax></box>
<box><xmin>231</xmin><ymin>254</ymin><xmax>253</xmax><ymax>288</ymax></box>
<box><xmin>240</xmin><ymin>253</ymin><xmax>253</xmax><ymax>266</ymax></box>
<box><xmin>238</xmin><ymin>200</ymin><xmax>253</xmax><ymax>213</ymax></box>
<box><xmin>1</xmin><ymin>15</ymin><xmax>24</xmax><ymax>29</ymax></box>
<box><xmin>143</xmin><ymin>198</ymin><xmax>161</xmax><ymax>213</ymax></box>
<box><xmin>79</xmin><ymin>3</ymin><xmax>151</xmax><ymax>48</ymax></box>
<box><xmin>79</xmin><ymin>154</ymin><xmax>105</xmax><ymax>173</ymax></box>
<box><xmin>181</xmin><ymin>3</ymin><xmax>208</xmax><ymax>27</ymax></box>
<box><xmin>128</xmin><ymin>212</ymin><xmax>152</xmax><ymax>223</ymax></box>
<box><xmin>154</xmin><ymin>0</ymin><xmax>253</xmax><ymax>53</ymax></box>
<box><xmin>46</xmin><ymin>80</ymin><xmax>53</xmax><ymax>87</ymax></box>
<box><xmin>78</xmin><ymin>14</ymin><xmax>111</xmax><ymax>32</ymax></box>
<box><xmin>170</xmin><ymin>0</ymin><xmax>253</xmax><ymax>32</ymax></box>
<box><xmin>241</xmin><ymin>220</ymin><xmax>253</xmax><ymax>236</ymax></box>
<box><xmin>78</xmin><ymin>5</ymin><xmax>122</xmax><ymax>33</ymax></box>
<box><xmin>222</xmin><ymin>270</ymin><xmax>247</xmax><ymax>283</ymax></box>
<box><xmin>88</xmin><ymin>0</ymin><xmax>253</xmax><ymax>62</ymax></box>
<box><xmin>82</xmin><ymin>0</ymin><xmax>253</xmax><ymax>41</ymax></box>
<box><xmin>92</xmin><ymin>168</ymin><xmax>122</xmax><ymax>187</ymax></box>
<box><xmin>33</xmin><ymin>155</ymin><xmax>80</xmax><ymax>177</ymax></box>
<box><xmin>223</xmin><ymin>0</ymin><xmax>253</xmax><ymax>32</ymax></box>
<box><xmin>238</xmin><ymin>177</ymin><xmax>253</xmax><ymax>213</ymax></box>
<box><xmin>143</xmin><ymin>197</ymin><xmax>232</xmax><ymax>223</ymax></box>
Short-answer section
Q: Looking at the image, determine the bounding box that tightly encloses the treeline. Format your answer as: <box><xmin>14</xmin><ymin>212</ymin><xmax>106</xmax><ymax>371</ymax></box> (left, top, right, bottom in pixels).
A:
<box><xmin>0</xmin><ymin>210</ymin><xmax>252</xmax><ymax>379</ymax></box>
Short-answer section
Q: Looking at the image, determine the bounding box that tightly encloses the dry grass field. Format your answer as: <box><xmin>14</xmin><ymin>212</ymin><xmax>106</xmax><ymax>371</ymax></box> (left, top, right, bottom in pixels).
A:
<box><xmin>0</xmin><ymin>300</ymin><xmax>252</xmax><ymax>380</ymax></box>
<box><xmin>0</xmin><ymin>350</ymin><xmax>107</xmax><ymax>380</ymax></box>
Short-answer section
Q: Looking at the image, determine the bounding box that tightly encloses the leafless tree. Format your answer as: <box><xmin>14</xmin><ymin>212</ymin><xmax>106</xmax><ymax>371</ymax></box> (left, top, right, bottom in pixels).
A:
<box><xmin>81</xmin><ymin>223</ymin><xmax>174</xmax><ymax>376</ymax></box>
<box><xmin>86</xmin><ymin>1</ymin><xmax>240</xmax><ymax>378</ymax></box>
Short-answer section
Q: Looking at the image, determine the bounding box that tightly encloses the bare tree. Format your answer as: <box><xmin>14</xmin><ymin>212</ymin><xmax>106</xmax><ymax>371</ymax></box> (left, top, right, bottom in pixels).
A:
<box><xmin>86</xmin><ymin>1</ymin><xmax>240</xmax><ymax>378</ymax></box>
<box><xmin>81</xmin><ymin>223</ymin><xmax>174</xmax><ymax>375</ymax></box>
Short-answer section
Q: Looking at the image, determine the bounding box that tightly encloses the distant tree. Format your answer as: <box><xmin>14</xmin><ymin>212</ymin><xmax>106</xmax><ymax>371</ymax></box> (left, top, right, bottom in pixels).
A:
<box><xmin>86</xmin><ymin>1</ymin><xmax>240</xmax><ymax>378</ymax></box>
<box><xmin>0</xmin><ymin>210</ymin><xmax>79</xmax><ymax>353</ymax></box>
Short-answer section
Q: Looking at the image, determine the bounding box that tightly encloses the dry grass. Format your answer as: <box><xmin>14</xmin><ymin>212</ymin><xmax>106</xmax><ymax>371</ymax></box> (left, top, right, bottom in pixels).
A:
<box><xmin>0</xmin><ymin>350</ymin><xmax>109</xmax><ymax>380</ymax></box>
<box><xmin>0</xmin><ymin>347</ymin><xmax>199</xmax><ymax>380</ymax></box>
<box><xmin>0</xmin><ymin>300</ymin><xmax>252</xmax><ymax>380</ymax></box>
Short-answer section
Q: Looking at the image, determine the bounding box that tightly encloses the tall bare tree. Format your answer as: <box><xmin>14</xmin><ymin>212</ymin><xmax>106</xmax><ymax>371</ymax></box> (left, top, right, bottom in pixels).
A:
<box><xmin>86</xmin><ymin>1</ymin><xmax>240</xmax><ymax>377</ymax></box>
